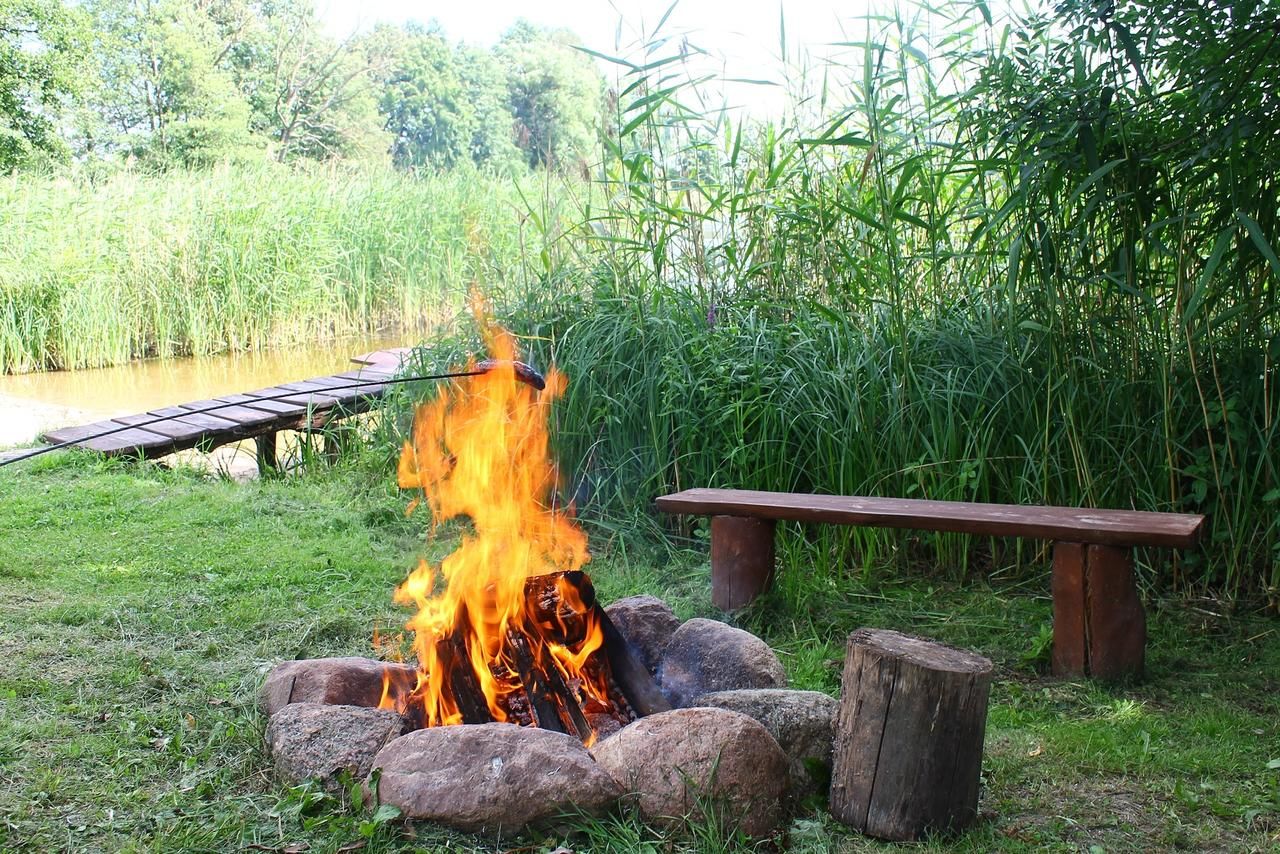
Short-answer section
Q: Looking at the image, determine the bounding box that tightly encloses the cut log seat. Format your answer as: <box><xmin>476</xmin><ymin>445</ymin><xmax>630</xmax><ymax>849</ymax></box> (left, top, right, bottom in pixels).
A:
<box><xmin>829</xmin><ymin>628</ymin><xmax>994</xmax><ymax>840</ymax></box>
<box><xmin>655</xmin><ymin>488</ymin><xmax>1205</xmax><ymax>681</ymax></box>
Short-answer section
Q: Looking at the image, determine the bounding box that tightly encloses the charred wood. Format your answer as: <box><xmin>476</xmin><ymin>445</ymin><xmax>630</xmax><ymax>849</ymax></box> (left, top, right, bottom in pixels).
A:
<box><xmin>507</xmin><ymin>631</ymin><xmax>568</xmax><ymax>734</ymax></box>
<box><xmin>441</xmin><ymin>626</ymin><xmax>492</xmax><ymax>724</ymax></box>
<box><xmin>537</xmin><ymin>644</ymin><xmax>594</xmax><ymax>742</ymax></box>
<box><xmin>523</xmin><ymin>570</ymin><xmax>595</xmax><ymax>646</ymax></box>
<box><xmin>597</xmin><ymin>605</ymin><xmax>671</xmax><ymax>717</ymax></box>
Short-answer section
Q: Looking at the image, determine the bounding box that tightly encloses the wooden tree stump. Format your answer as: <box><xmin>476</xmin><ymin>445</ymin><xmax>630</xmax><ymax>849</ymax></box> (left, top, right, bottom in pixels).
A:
<box><xmin>830</xmin><ymin>628</ymin><xmax>993</xmax><ymax>841</ymax></box>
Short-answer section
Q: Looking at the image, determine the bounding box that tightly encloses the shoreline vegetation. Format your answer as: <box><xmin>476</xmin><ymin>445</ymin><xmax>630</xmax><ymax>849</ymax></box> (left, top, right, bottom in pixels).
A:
<box><xmin>0</xmin><ymin>165</ymin><xmax>531</xmax><ymax>374</ymax></box>
<box><xmin>3</xmin><ymin>6</ymin><xmax>1277</xmax><ymax>599</ymax></box>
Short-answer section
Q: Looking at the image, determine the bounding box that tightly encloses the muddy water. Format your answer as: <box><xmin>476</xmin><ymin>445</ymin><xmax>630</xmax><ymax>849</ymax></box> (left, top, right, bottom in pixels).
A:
<box><xmin>0</xmin><ymin>332</ymin><xmax>408</xmax><ymax>450</ymax></box>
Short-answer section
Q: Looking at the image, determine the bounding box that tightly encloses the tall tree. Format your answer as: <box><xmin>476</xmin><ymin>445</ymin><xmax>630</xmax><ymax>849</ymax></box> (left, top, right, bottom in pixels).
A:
<box><xmin>243</xmin><ymin>0</ymin><xmax>391</xmax><ymax>162</ymax></box>
<box><xmin>378</xmin><ymin>22</ymin><xmax>522</xmax><ymax>172</ymax></box>
<box><xmin>379</xmin><ymin>22</ymin><xmax>471</xmax><ymax>169</ymax></box>
<box><xmin>83</xmin><ymin>0</ymin><xmax>257</xmax><ymax>165</ymax></box>
<box><xmin>457</xmin><ymin>43</ymin><xmax>524</xmax><ymax>173</ymax></box>
<box><xmin>498</xmin><ymin>21</ymin><xmax>603</xmax><ymax>170</ymax></box>
<box><xmin>0</xmin><ymin>0</ymin><xmax>90</xmax><ymax>170</ymax></box>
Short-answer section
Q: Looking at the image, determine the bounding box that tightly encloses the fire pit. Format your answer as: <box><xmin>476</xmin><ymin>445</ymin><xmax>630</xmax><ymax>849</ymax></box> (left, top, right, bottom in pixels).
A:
<box><xmin>378</xmin><ymin>569</ymin><xmax>669</xmax><ymax>741</ymax></box>
<box><xmin>259</xmin><ymin>318</ymin><xmax>838</xmax><ymax>837</ymax></box>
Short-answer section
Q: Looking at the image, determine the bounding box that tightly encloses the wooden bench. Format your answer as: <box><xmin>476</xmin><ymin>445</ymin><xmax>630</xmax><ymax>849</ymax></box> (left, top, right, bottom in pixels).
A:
<box><xmin>655</xmin><ymin>488</ymin><xmax>1205</xmax><ymax>681</ymax></box>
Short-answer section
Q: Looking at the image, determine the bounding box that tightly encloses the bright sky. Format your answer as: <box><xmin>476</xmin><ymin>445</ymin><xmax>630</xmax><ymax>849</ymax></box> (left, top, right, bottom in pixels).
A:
<box><xmin>319</xmin><ymin>0</ymin><xmax>870</xmax><ymax>52</ymax></box>
<box><xmin>316</xmin><ymin>0</ymin><xmax>968</xmax><ymax>118</ymax></box>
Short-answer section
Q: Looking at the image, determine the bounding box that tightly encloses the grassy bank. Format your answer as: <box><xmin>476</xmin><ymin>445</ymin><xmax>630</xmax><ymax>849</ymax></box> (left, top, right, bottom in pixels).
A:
<box><xmin>0</xmin><ymin>456</ymin><xmax>1277</xmax><ymax>852</ymax></box>
<box><xmin>0</xmin><ymin>165</ymin><xmax>535</xmax><ymax>373</ymax></box>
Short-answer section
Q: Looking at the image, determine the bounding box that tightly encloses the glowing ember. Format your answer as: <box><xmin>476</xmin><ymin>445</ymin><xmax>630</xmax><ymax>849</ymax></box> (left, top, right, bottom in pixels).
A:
<box><xmin>378</xmin><ymin>310</ymin><xmax>626</xmax><ymax>743</ymax></box>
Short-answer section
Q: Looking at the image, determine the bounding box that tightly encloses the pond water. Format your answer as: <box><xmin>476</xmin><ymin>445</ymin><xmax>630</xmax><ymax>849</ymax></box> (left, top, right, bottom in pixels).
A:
<box><xmin>0</xmin><ymin>331</ymin><xmax>409</xmax><ymax>451</ymax></box>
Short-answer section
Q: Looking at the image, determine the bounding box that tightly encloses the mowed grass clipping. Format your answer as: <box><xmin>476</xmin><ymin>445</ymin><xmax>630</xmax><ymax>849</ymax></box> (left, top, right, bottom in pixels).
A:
<box><xmin>0</xmin><ymin>456</ymin><xmax>1277</xmax><ymax>852</ymax></box>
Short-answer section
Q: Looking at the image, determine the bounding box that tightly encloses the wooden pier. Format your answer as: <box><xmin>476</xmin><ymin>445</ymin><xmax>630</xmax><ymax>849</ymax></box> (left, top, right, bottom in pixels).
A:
<box><xmin>20</xmin><ymin>347</ymin><xmax>412</xmax><ymax>469</ymax></box>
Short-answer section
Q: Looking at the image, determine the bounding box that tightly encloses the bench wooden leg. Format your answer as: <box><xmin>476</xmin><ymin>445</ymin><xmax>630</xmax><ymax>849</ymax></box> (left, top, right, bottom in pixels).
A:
<box><xmin>1051</xmin><ymin>542</ymin><xmax>1146</xmax><ymax>680</ymax></box>
<box><xmin>710</xmin><ymin>515</ymin><xmax>776</xmax><ymax>610</ymax></box>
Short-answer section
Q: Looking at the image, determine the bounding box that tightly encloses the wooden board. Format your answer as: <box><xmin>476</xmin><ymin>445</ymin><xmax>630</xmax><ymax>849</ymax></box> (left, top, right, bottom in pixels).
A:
<box><xmin>709</xmin><ymin>515</ymin><xmax>775</xmax><ymax>610</ymax></box>
<box><xmin>36</xmin><ymin>349</ymin><xmax>397</xmax><ymax>459</ymax></box>
<box><xmin>1085</xmin><ymin>543</ymin><xmax>1147</xmax><ymax>679</ymax></box>
<box><xmin>177</xmin><ymin>399</ymin><xmax>283</xmax><ymax>426</ymax></box>
<box><xmin>271</xmin><ymin>380</ymin><xmax>351</xmax><ymax>407</ymax></box>
<box><xmin>112</xmin><ymin>408</ymin><xmax>241</xmax><ymax>440</ymax></box>
<box><xmin>224</xmin><ymin>391</ymin><xmax>307</xmax><ymax>416</ymax></box>
<box><xmin>0</xmin><ymin>448</ymin><xmax>47</xmax><ymax>465</ymax></box>
<box><xmin>1050</xmin><ymin>543</ymin><xmax>1088</xmax><ymax>674</ymax></box>
<box><xmin>42</xmin><ymin>420</ymin><xmax>175</xmax><ymax>454</ymax></box>
<box><xmin>656</xmin><ymin>488</ymin><xmax>1204</xmax><ymax>549</ymax></box>
<box><xmin>330</xmin><ymin>370</ymin><xmax>390</xmax><ymax>396</ymax></box>
<box><xmin>351</xmin><ymin>347</ymin><xmax>412</xmax><ymax>367</ymax></box>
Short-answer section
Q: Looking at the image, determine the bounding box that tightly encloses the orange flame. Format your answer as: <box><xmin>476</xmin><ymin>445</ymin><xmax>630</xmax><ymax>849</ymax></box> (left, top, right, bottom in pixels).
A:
<box><xmin>388</xmin><ymin>308</ymin><xmax>614</xmax><ymax>737</ymax></box>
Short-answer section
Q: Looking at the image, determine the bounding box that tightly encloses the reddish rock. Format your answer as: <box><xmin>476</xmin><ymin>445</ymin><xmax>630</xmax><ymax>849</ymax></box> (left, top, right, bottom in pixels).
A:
<box><xmin>260</xmin><ymin>657</ymin><xmax>416</xmax><ymax>717</ymax></box>
<box><xmin>267</xmin><ymin>702</ymin><xmax>405</xmax><ymax>790</ymax></box>
<box><xmin>657</xmin><ymin>618</ymin><xmax>787</xmax><ymax>707</ymax></box>
<box><xmin>693</xmin><ymin>688</ymin><xmax>838</xmax><ymax>802</ymax></box>
<box><xmin>590</xmin><ymin>707</ymin><xmax>788</xmax><ymax>838</ymax></box>
<box><xmin>604</xmin><ymin>595</ymin><xmax>681</xmax><ymax>674</ymax></box>
<box><xmin>370</xmin><ymin>723</ymin><xmax>621</xmax><ymax>835</ymax></box>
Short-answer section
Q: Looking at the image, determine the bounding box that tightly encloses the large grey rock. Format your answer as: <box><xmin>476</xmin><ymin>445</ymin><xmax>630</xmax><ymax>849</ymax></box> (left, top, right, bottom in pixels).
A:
<box><xmin>590</xmin><ymin>707</ymin><xmax>788</xmax><ymax>838</ymax></box>
<box><xmin>657</xmin><ymin>618</ymin><xmax>787</xmax><ymax>707</ymax></box>
<box><xmin>260</xmin><ymin>657</ymin><xmax>417</xmax><ymax>717</ymax></box>
<box><xmin>693</xmin><ymin>688</ymin><xmax>838</xmax><ymax>802</ymax></box>
<box><xmin>371</xmin><ymin>723</ymin><xmax>621</xmax><ymax>835</ymax></box>
<box><xmin>267</xmin><ymin>702</ymin><xmax>405</xmax><ymax>789</ymax></box>
<box><xmin>604</xmin><ymin>595</ymin><xmax>681</xmax><ymax>674</ymax></box>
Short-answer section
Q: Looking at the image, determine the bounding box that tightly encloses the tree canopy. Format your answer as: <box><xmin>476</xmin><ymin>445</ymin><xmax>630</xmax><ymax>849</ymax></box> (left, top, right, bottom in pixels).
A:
<box><xmin>0</xmin><ymin>1</ymin><xmax>604</xmax><ymax>171</ymax></box>
<box><xmin>0</xmin><ymin>0</ymin><xmax>91</xmax><ymax>169</ymax></box>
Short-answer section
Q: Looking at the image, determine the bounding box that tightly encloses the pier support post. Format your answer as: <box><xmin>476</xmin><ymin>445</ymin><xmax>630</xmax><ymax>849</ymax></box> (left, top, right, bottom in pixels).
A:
<box><xmin>255</xmin><ymin>432</ymin><xmax>278</xmax><ymax>472</ymax></box>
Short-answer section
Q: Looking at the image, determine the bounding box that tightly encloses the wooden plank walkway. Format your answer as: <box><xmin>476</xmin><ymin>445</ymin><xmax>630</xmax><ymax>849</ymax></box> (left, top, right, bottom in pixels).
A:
<box><xmin>29</xmin><ymin>347</ymin><xmax>413</xmax><ymax>463</ymax></box>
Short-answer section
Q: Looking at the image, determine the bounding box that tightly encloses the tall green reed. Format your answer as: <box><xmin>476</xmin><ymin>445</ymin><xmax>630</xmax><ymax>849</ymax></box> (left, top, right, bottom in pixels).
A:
<box><xmin>0</xmin><ymin>163</ymin><xmax>531</xmax><ymax>372</ymax></box>
<box><xmin>439</xmin><ymin>1</ymin><xmax>1278</xmax><ymax>604</ymax></box>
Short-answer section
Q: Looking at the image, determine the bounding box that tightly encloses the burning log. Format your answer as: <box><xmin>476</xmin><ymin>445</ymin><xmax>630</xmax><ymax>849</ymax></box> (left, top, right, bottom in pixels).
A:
<box><xmin>538</xmin><ymin>644</ymin><xmax>596</xmax><ymax>741</ymax></box>
<box><xmin>441</xmin><ymin>618</ymin><xmax>493</xmax><ymax>725</ymax></box>
<box><xmin>598</xmin><ymin>605</ymin><xmax>672</xmax><ymax>718</ymax></box>
<box><xmin>507</xmin><ymin>631</ymin><xmax>568</xmax><ymax>734</ymax></box>
<box><xmin>523</xmin><ymin>570</ymin><xmax>594</xmax><ymax>645</ymax></box>
<box><xmin>525</xmin><ymin>571</ymin><xmax>670</xmax><ymax>722</ymax></box>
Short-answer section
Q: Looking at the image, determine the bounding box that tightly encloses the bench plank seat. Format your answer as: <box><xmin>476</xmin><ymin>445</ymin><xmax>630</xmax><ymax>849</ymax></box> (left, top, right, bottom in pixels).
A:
<box><xmin>657</xmin><ymin>487</ymin><xmax>1206</xmax><ymax>682</ymax></box>
<box><xmin>655</xmin><ymin>488</ymin><xmax>1204</xmax><ymax>549</ymax></box>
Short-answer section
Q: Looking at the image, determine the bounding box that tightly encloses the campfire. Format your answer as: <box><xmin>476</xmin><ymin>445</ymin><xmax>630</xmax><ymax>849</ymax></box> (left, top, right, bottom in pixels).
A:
<box><xmin>261</xmin><ymin>312</ymin><xmax>805</xmax><ymax>839</ymax></box>
<box><xmin>373</xmin><ymin>319</ymin><xmax>666</xmax><ymax>744</ymax></box>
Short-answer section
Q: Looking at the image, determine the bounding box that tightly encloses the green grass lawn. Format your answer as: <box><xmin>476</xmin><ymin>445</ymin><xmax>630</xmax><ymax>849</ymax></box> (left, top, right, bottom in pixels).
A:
<box><xmin>0</xmin><ymin>456</ymin><xmax>1277</xmax><ymax>852</ymax></box>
